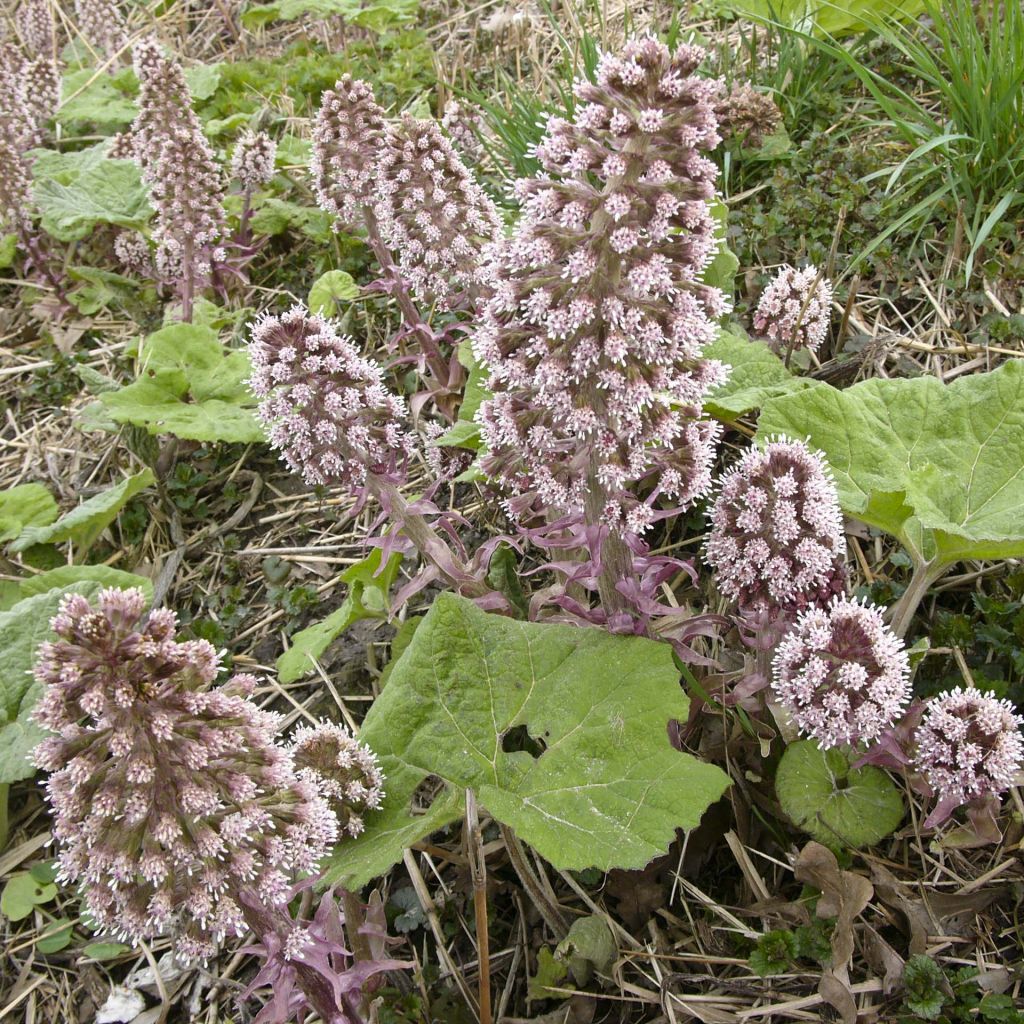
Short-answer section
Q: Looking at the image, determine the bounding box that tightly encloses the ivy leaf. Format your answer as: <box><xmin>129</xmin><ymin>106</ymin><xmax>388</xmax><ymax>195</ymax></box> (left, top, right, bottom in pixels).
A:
<box><xmin>322</xmin><ymin>593</ymin><xmax>731</xmax><ymax>889</ymax></box>
<box><xmin>98</xmin><ymin>324</ymin><xmax>262</xmax><ymax>443</ymax></box>
<box><xmin>902</xmin><ymin>955</ymin><xmax>947</xmax><ymax>1020</ymax></box>
<box><xmin>308</xmin><ymin>270</ymin><xmax>359</xmax><ymax>317</ymax></box>
<box><xmin>0</xmin><ymin>484</ymin><xmax>58</xmax><ymax>544</ymax></box>
<box><xmin>10</xmin><ymin>470</ymin><xmax>156</xmax><ymax>556</ymax></box>
<box><xmin>276</xmin><ymin>549</ymin><xmax>402</xmax><ymax>683</ymax></box>
<box><xmin>31</xmin><ymin>147</ymin><xmax>151</xmax><ymax>242</ymax></box>
<box><xmin>758</xmin><ymin>360</ymin><xmax>1024</xmax><ymax>570</ymax></box>
<box><xmin>776</xmin><ymin>740</ymin><xmax>904</xmax><ymax>849</ymax></box>
<box><xmin>704</xmin><ymin>327</ymin><xmax>813</xmax><ymax>421</ymax></box>
<box><xmin>0</xmin><ymin>582</ymin><xmax>109</xmax><ymax>783</ymax></box>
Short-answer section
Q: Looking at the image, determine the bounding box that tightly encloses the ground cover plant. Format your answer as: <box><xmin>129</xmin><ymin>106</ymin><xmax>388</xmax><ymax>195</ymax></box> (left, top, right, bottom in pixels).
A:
<box><xmin>1</xmin><ymin>0</ymin><xmax>1023</xmax><ymax>1022</ymax></box>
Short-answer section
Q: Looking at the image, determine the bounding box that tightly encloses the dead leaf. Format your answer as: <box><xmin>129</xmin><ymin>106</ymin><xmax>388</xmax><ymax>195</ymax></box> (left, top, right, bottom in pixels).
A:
<box><xmin>867</xmin><ymin>863</ymin><xmax>930</xmax><ymax>954</ymax></box>
<box><xmin>501</xmin><ymin>994</ymin><xmax>596</xmax><ymax>1024</ymax></box>
<box><xmin>819</xmin><ymin>969</ymin><xmax>858</xmax><ymax>1024</ymax></box>
<box><xmin>862</xmin><ymin>924</ymin><xmax>904</xmax><ymax>994</ymax></box>
<box><xmin>793</xmin><ymin>842</ymin><xmax>872</xmax><ymax>971</ymax></box>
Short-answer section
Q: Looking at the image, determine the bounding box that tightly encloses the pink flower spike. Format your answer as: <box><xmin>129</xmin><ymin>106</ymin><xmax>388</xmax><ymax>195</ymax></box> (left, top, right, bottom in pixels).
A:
<box><xmin>753</xmin><ymin>265</ymin><xmax>832</xmax><ymax>355</ymax></box>
<box><xmin>772</xmin><ymin>597</ymin><xmax>912</xmax><ymax>749</ymax></box>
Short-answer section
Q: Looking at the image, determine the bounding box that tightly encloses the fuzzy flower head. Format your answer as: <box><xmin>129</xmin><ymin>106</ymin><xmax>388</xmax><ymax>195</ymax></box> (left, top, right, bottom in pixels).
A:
<box><xmin>772</xmin><ymin>597</ymin><xmax>911</xmax><ymax>748</ymax></box>
<box><xmin>474</xmin><ymin>37</ymin><xmax>730</xmax><ymax>534</ymax></box>
<box><xmin>247</xmin><ymin>305</ymin><xmax>417</xmax><ymax>490</ymax></box>
<box><xmin>311</xmin><ymin>74</ymin><xmax>386</xmax><ymax>230</ymax></box>
<box><xmin>0</xmin><ymin>139</ymin><xmax>34</xmax><ymax>231</ymax></box>
<box><xmin>913</xmin><ymin>688</ymin><xmax>1024</xmax><ymax>805</ymax></box>
<box><xmin>31</xmin><ymin>588</ymin><xmax>338</xmax><ymax>962</ymax></box>
<box><xmin>705</xmin><ymin>438</ymin><xmax>846</xmax><ymax>614</ymax></box>
<box><xmin>231</xmin><ymin>129</ymin><xmax>277</xmax><ymax>190</ymax></box>
<box><xmin>289</xmin><ymin>722</ymin><xmax>385</xmax><ymax>838</ymax></box>
<box><xmin>17</xmin><ymin>0</ymin><xmax>55</xmax><ymax>56</ymax></box>
<box><xmin>753</xmin><ymin>265</ymin><xmax>832</xmax><ymax>355</ymax></box>
<box><xmin>715</xmin><ymin>83</ymin><xmax>782</xmax><ymax>148</ymax></box>
<box><xmin>114</xmin><ymin>231</ymin><xmax>153</xmax><ymax>277</ymax></box>
<box><xmin>374</xmin><ymin>114</ymin><xmax>503</xmax><ymax>309</ymax></box>
<box><xmin>24</xmin><ymin>56</ymin><xmax>60</xmax><ymax>135</ymax></box>
<box><xmin>74</xmin><ymin>0</ymin><xmax>128</xmax><ymax>57</ymax></box>
<box><xmin>441</xmin><ymin>98</ymin><xmax>487</xmax><ymax>165</ymax></box>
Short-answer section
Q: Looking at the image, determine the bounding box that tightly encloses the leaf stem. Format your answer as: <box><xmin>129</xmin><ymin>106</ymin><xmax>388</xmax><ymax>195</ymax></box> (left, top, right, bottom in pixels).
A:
<box><xmin>888</xmin><ymin>559</ymin><xmax>945</xmax><ymax>638</ymax></box>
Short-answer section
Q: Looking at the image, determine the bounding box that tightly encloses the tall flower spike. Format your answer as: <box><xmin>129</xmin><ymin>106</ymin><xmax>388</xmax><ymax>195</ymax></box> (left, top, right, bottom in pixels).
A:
<box><xmin>311</xmin><ymin>74</ymin><xmax>386</xmax><ymax>230</ymax></box>
<box><xmin>24</xmin><ymin>56</ymin><xmax>61</xmax><ymax>134</ymax></box>
<box><xmin>913</xmin><ymin>688</ymin><xmax>1024</xmax><ymax>809</ymax></box>
<box><xmin>705</xmin><ymin>437</ymin><xmax>846</xmax><ymax>615</ymax></box>
<box><xmin>247</xmin><ymin>304</ymin><xmax>417</xmax><ymax>490</ymax></box>
<box><xmin>374</xmin><ymin>114</ymin><xmax>503</xmax><ymax>310</ymax></box>
<box><xmin>17</xmin><ymin>0</ymin><xmax>55</xmax><ymax>56</ymax></box>
<box><xmin>231</xmin><ymin>129</ymin><xmax>277</xmax><ymax>189</ymax></box>
<box><xmin>31</xmin><ymin>588</ymin><xmax>338</xmax><ymax>962</ymax></box>
<box><xmin>441</xmin><ymin>98</ymin><xmax>487</xmax><ymax>165</ymax></box>
<box><xmin>74</xmin><ymin>0</ymin><xmax>129</xmax><ymax>57</ymax></box>
<box><xmin>289</xmin><ymin>722</ymin><xmax>385</xmax><ymax>838</ymax></box>
<box><xmin>754</xmin><ymin>264</ymin><xmax>832</xmax><ymax>355</ymax></box>
<box><xmin>772</xmin><ymin>597</ymin><xmax>912</xmax><ymax>749</ymax></box>
<box><xmin>474</xmin><ymin>37</ymin><xmax>729</xmax><ymax>538</ymax></box>
<box><xmin>130</xmin><ymin>39</ymin><xmax>225</xmax><ymax>317</ymax></box>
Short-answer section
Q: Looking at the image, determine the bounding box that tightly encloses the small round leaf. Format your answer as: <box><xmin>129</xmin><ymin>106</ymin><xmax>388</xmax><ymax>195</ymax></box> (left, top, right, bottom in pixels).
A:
<box><xmin>776</xmin><ymin>740</ymin><xmax>904</xmax><ymax>848</ymax></box>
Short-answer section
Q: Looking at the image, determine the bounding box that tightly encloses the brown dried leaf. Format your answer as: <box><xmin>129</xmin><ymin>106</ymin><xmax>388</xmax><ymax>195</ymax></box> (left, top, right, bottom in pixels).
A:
<box><xmin>862</xmin><ymin>924</ymin><xmax>904</xmax><ymax>994</ymax></box>
<box><xmin>819</xmin><ymin>969</ymin><xmax>858</xmax><ymax>1024</ymax></box>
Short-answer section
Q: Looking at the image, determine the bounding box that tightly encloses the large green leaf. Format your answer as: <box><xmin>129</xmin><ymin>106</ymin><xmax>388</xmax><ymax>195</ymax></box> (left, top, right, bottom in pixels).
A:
<box><xmin>31</xmin><ymin>147</ymin><xmax>152</xmax><ymax>242</ymax></box>
<box><xmin>17</xmin><ymin>566</ymin><xmax>153</xmax><ymax>604</ymax></box>
<box><xmin>241</xmin><ymin>0</ymin><xmax>416</xmax><ymax>29</ymax></box>
<box><xmin>58</xmin><ymin>69</ymin><xmax>137</xmax><ymax>127</ymax></box>
<box><xmin>277</xmin><ymin>549</ymin><xmax>402</xmax><ymax>683</ymax></box>
<box><xmin>724</xmin><ymin>0</ymin><xmax>926</xmax><ymax>36</ymax></box>
<box><xmin>704</xmin><ymin>327</ymin><xmax>813</xmax><ymax>421</ymax></box>
<box><xmin>0</xmin><ymin>484</ymin><xmax>58</xmax><ymax>544</ymax></box>
<box><xmin>758</xmin><ymin>360</ymin><xmax>1024</xmax><ymax>569</ymax></box>
<box><xmin>98</xmin><ymin>324</ymin><xmax>263</xmax><ymax>443</ymax></box>
<box><xmin>10</xmin><ymin>469</ymin><xmax>156</xmax><ymax>555</ymax></box>
<box><xmin>0</xmin><ymin>583</ymin><xmax>108</xmax><ymax>783</ymax></box>
<box><xmin>323</xmin><ymin>593</ymin><xmax>731</xmax><ymax>888</ymax></box>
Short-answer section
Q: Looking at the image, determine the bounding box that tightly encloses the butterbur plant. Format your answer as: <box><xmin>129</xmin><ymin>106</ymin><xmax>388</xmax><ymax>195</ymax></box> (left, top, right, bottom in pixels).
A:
<box><xmin>31</xmin><ymin>587</ymin><xmax>404</xmax><ymax>1022</ymax></box>
<box><xmin>231</xmin><ymin>128</ymin><xmax>276</xmax><ymax>240</ymax></box>
<box><xmin>753</xmin><ymin>264</ymin><xmax>833</xmax><ymax>358</ymax></box>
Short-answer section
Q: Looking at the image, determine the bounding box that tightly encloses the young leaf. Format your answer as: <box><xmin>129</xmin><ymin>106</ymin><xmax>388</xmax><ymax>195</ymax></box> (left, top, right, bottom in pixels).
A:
<box><xmin>1</xmin><ymin>872</ymin><xmax>57</xmax><ymax>921</ymax></box>
<box><xmin>276</xmin><ymin>549</ymin><xmax>402</xmax><ymax>683</ymax></box>
<box><xmin>98</xmin><ymin>324</ymin><xmax>262</xmax><ymax>444</ymax></box>
<box><xmin>902</xmin><ymin>955</ymin><xmax>947</xmax><ymax>1020</ymax></box>
<box><xmin>758</xmin><ymin>360</ymin><xmax>1024</xmax><ymax>571</ymax></box>
<box><xmin>776</xmin><ymin>740</ymin><xmax>904</xmax><ymax>848</ymax></box>
<box><xmin>749</xmin><ymin>929</ymin><xmax>799</xmax><ymax>977</ymax></box>
<box><xmin>703</xmin><ymin>327</ymin><xmax>813</xmax><ymax>421</ymax></box>
<box><xmin>308</xmin><ymin>270</ymin><xmax>359</xmax><ymax>317</ymax></box>
<box><xmin>556</xmin><ymin>916</ymin><xmax>617</xmax><ymax>984</ymax></box>
<box><xmin>0</xmin><ymin>582</ymin><xmax>111</xmax><ymax>784</ymax></box>
<box><xmin>10</xmin><ymin>469</ymin><xmax>156</xmax><ymax>556</ymax></box>
<box><xmin>0</xmin><ymin>484</ymin><xmax>58</xmax><ymax>544</ymax></box>
<box><xmin>31</xmin><ymin>147</ymin><xmax>152</xmax><ymax>242</ymax></box>
<box><xmin>36</xmin><ymin>919</ymin><xmax>74</xmax><ymax>953</ymax></box>
<box><xmin>322</xmin><ymin>593</ymin><xmax>731</xmax><ymax>889</ymax></box>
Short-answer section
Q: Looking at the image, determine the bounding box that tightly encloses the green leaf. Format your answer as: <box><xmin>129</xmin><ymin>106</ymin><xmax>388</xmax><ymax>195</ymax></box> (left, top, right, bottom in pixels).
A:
<box><xmin>68</xmin><ymin>266</ymin><xmax>140</xmax><ymax>315</ymax></box>
<box><xmin>0</xmin><ymin>484</ymin><xmax>58</xmax><ymax>544</ymax></box>
<box><xmin>308</xmin><ymin>270</ymin><xmax>359</xmax><ymax>317</ymax></box>
<box><xmin>704</xmin><ymin>327</ymin><xmax>813</xmax><ymax>421</ymax></box>
<box><xmin>82</xmin><ymin>941</ymin><xmax>132</xmax><ymax>960</ymax></box>
<box><xmin>0</xmin><ymin>233</ymin><xmax>17</xmax><ymax>269</ymax></box>
<box><xmin>241</xmin><ymin>0</ymin><xmax>415</xmax><ymax>29</ymax></box>
<box><xmin>10</xmin><ymin>470</ymin><xmax>156</xmax><ymax>556</ymax></box>
<box><xmin>556</xmin><ymin>916</ymin><xmax>616</xmax><ymax>984</ymax></box>
<box><xmin>0</xmin><ymin>582</ymin><xmax>112</xmax><ymax>783</ymax></box>
<box><xmin>776</xmin><ymin>740</ymin><xmax>904</xmax><ymax>849</ymax></box>
<box><xmin>903</xmin><ymin>955</ymin><xmax>947</xmax><ymax>1020</ymax></box>
<box><xmin>323</xmin><ymin>593</ymin><xmax>731</xmax><ymax>889</ymax></box>
<box><xmin>1</xmin><ymin>873</ymin><xmax>56</xmax><ymax>921</ymax></box>
<box><xmin>28</xmin><ymin>861</ymin><xmax>57</xmax><ymax>884</ymax></box>
<box><xmin>17</xmin><ymin>566</ymin><xmax>153</xmax><ymax>604</ymax></box>
<box><xmin>529</xmin><ymin>947</ymin><xmax>571</xmax><ymax>1001</ymax></box>
<box><xmin>758</xmin><ymin>360</ymin><xmax>1024</xmax><ymax>570</ymax></box>
<box><xmin>249</xmin><ymin>197</ymin><xmax>334</xmax><ymax>242</ymax></box>
<box><xmin>277</xmin><ymin>549</ymin><xmax>402</xmax><ymax>683</ymax></box>
<box><xmin>184</xmin><ymin>63</ymin><xmax>221</xmax><ymax>100</ymax></box>
<box><xmin>98</xmin><ymin>324</ymin><xmax>262</xmax><ymax>443</ymax></box>
<box><xmin>58</xmin><ymin>69</ymin><xmax>137</xmax><ymax>127</ymax></box>
<box><xmin>749</xmin><ymin>929</ymin><xmax>799</xmax><ymax>977</ymax></box>
<box><xmin>435</xmin><ymin>341</ymin><xmax>489</xmax><ymax>450</ymax></box>
<box><xmin>703</xmin><ymin>198</ymin><xmax>738</xmax><ymax>298</ymax></box>
<box><xmin>31</xmin><ymin>147</ymin><xmax>152</xmax><ymax>242</ymax></box>
<box><xmin>723</xmin><ymin>0</ymin><xmax>926</xmax><ymax>36</ymax></box>
<box><xmin>36</xmin><ymin>919</ymin><xmax>74</xmax><ymax>953</ymax></box>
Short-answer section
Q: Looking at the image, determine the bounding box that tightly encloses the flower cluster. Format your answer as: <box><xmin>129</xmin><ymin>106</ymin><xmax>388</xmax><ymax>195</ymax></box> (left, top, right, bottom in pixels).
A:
<box><xmin>771</xmin><ymin>597</ymin><xmax>912</xmax><ymax>748</ymax></box>
<box><xmin>24</xmin><ymin>55</ymin><xmax>60</xmax><ymax>133</ymax></box>
<box><xmin>247</xmin><ymin>305</ymin><xmax>417</xmax><ymax>490</ymax></box>
<box><xmin>31</xmin><ymin>588</ymin><xmax>338</xmax><ymax>962</ymax></box>
<box><xmin>114</xmin><ymin>231</ymin><xmax>153</xmax><ymax>276</ymax></box>
<box><xmin>231</xmin><ymin>129</ymin><xmax>277</xmax><ymax>189</ymax></box>
<box><xmin>0</xmin><ymin>134</ymin><xmax>34</xmax><ymax>232</ymax></box>
<box><xmin>17</xmin><ymin>0</ymin><xmax>54</xmax><ymax>56</ymax></box>
<box><xmin>912</xmin><ymin>688</ymin><xmax>1023</xmax><ymax>805</ymax></box>
<box><xmin>375</xmin><ymin>114</ymin><xmax>503</xmax><ymax>309</ymax></box>
<box><xmin>311</xmin><ymin>74</ymin><xmax>386</xmax><ymax>230</ymax></box>
<box><xmin>130</xmin><ymin>40</ymin><xmax>225</xmax><ymax>302</ymax></box>
<box><xmin>74</xmin><ymin>0</ymin><xmax>129</xmax><ymax>57</ymax></box>
<box><xmin>289</xmin><ymin>722</ymin><xmax>386</xmax><ymax>837</ymax></box>
<box><xmin>473</xmin><ymin>37</ymin><xmax>729</xmax><ymax>535</ymax></box>
<box><xmin>753</xmin><ymin>264</ymin><xmax>833</xmax><ymax>355</ymax></box>
<box><xmin>705</xmin><ymin>438</ymin><xmax>846</xmax><ymax>615</ymax></box>
<box><xmin>441</xmin><ymin>98</ymin><xmax>487</xmax><ymax>165</ymax></box>
<box><xmin>715</xmin><ymin>82</ymin><xmax>782</xmax><ymax>147</ymax></box>
<box><xmin>0</xmin><ymin>43</ymin><xmax>39</xmax><ymax>149</ymax></box>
